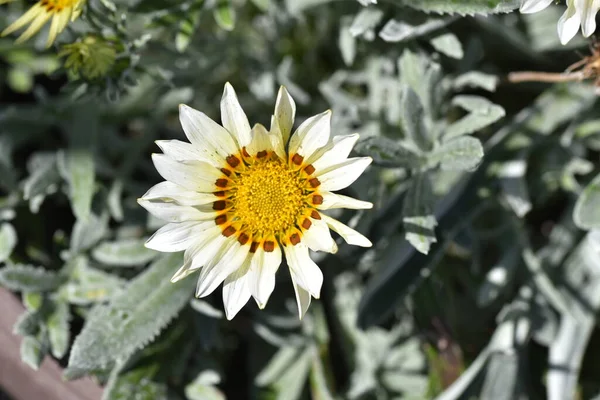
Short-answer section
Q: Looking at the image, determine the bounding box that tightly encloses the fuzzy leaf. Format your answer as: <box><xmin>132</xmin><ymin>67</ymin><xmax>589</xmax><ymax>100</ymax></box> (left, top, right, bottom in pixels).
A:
<box><xmin>92</xmin><ymin>238</ymin><xmax>158</xmax><ymax>267</ymax></box>
<box><xmin>13</xmin><ymin>310</ymin><xmax>41</xmax><ymax>336</ymax></box>
<box><xmin>354</xmin><ymin>136</ymin><xmax>421</xmax><ymax>168</ymax></box>
<box><xmin>0</xmin><ymin>264</ymin><xmax>63</xmax><ymax>292</ymax></box>
<box><xmin>70</xmin><ymin>213</ymin><xmax>109</xmax><ymax>254</ymax></box>
<box><xmin>58</xmin><ymin>148</ymin><xmax>95</xmax><ymax>221</ymax></box>
<box><xmin>445</xmin><ymin>95</ymin><xmax>505</xmax><ymax>139</ymax></box>
<box><xmin>65</xmin><ymin>253</ymin><xmax>194</xmax><ymax>378</ymax></box>
<box><xmin>0</xmin><ymin>222</ymin><xmax>17</xmax><ymax>262</ymax></box>
<box><xmin>349</xmin><ymin>8</ymin><xmax>384</xmax><ymax>37</ymax></box>
<box><xmin>47</xmin><ymin>300</ymin><xmax>71</xmax><ymax>358</ymax></box>
<box><xmin>401</xmin><ymin>86</ymin><xmax>430</xmax><ymax>151</ymax></box>
<box><xmin>379</xmin><ymin>18</ymin><xmax>450</xmax><ymax>43</ymax></box>
<box><xmin>453</xmin><ymin>71</ymin><xmax>499</xmax><ymax>92</ymax></box>
<box><xmin>403</xmin><ymin>173</ymin><xmax>437</xmax><ymax>254</ymax></box>
<box><xmin>65</xmin><ymin>256</ymin><xmax>126</xmax><ymax>305</ymax></box>
<box><xmin>430</xmin><ymin>33</ymin><xmax>464</xmax><ymax>59</ymax></box>
<box><xmin>391</xmin><ymin>0</ymin><xmax>519</xmax><ymax>15</ymax></box>
<box><xmin>22</xmin><ymin>152</ymin><xmax>60</xmax><ymax>212</ymax></box>
<box><xmin>430</xmin><ymin>136</ymin><xmax>484</xmax><ymax>170</ymax></box>
<box><xmin>20</xmin><ymin>335</ymin><xmax>47</xmax><ymax>370</ymax></box>
<box><xmin>573</xmin><ymin>172</ymin><xmax>600</xmax><ymax>230</ymax></box>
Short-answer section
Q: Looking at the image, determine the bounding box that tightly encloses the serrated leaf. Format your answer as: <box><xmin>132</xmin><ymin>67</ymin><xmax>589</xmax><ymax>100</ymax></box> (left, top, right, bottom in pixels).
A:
<box><xmin>573</xmin><ymin>172</ymin><xmax>600</xmax><ymax>230</ymax></box>
<box><xmin>92</xmin><ymin>238</ymin><xmax>158</xmax><ymax>267</ymax></box>
<box><xmin>47</xmin><ymin>300</ymin><xmax>71</xmax><ymax>358</ymax></box>
<box><xmin>213</xmin><ymin>0</ymin><xmax>235</xmax><ymax>31</ymax></box>
<box><xmin>0</xmin><ymin>264</ymin><xmax>63</xmax><ymax>292</ymax></box>
<box><xmin>20</xmin><ymin>335</ymin><xmax>47</xmax><ymax>370</ymax></box>
<box><xmin>0</xmin><ymin>222</ymin><xmax>17</xmax><ymax>262</ymax></box>
<box><xmin>391</xmin><ymin>0</ymin><xmax>519</xmax><ymax>15</ymax></box>
<box><xmin>403</xmin><ymin>173</ymin><xmax>437</xmax><ymax>254</ymax></box>
<box><xmin>445</xmin><ymin>95</ymin><xmax>505</xmax><ymax>139</ymax></box>
<box><xmin>430</xmin><ymin>33</ymin><xmax>464</xmax><ymax>59</ymax></box>
<box><xmin>354</xmin><ymin>136</ymin><xmax>421</xmax><ymax>168</ymax></box>
<box><xmin>58</xmin><ymin>148</ymin><xmax>95</xmax><ymax>221</ymax></box>
<box><xmin>65</xmin><ymin>253</ymin><xmax>194</xmax><ymax>377</ymax></box>
<box><xmin>430</xmin><ymin>136</ymin><xmax>484</xmax><ymax>171</ymax></box>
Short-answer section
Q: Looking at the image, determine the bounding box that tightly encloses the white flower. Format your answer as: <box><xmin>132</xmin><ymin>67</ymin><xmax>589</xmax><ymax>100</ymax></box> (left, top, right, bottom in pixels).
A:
<box><xmin>520</xmin><ymin>0</ymin><xmax>600</xmax><ymax>45</ymax></box>
<box><xmin>138</xmin><ymin>83</ymin><xmax>373</xmax><ymax>320</ymax></box>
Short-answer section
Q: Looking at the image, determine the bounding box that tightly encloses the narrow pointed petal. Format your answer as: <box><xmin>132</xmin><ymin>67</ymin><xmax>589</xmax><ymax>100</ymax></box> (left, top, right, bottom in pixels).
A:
<box><xmin>1</xmin><ymin>3</ymin><xmax>43</xmax><ymax>36</ymax></box>
<box><xmin>288</xmin><ymin>111</ymin><xmax>331</xmax><ymax>160</ymax></box>
<box><xmin>309</xmin><ymin>133</ymin><xmax>359</xmax><ymax>168</ymax></box>
<box><xmin>46</xmin><ymin>13</ymin><xmax>61</xmax><ymax>47</ymax></box>
<box><xmin>249</xmin><ymin>244</ymin><xmax>282</xmax><ymax>308</ymax></box>
<box><xmin>246</xmin><ymin>123</ymin><xmax>275</xmax><ymax>156</ymax></box>
<box><xmin>519</xmin><ymin>0</ymin><xmax>553</xmax><ymax>13</ymax></box>
<box><xmin>155</xmin><ymin>140</ymin><xmax>207</xmax><ymax>162</ymax></box>
<box><xmin>272</xmin><ymin>86</ymin><xmax>296</xmax><ymax>145</ymax></box>
<box><xmin>222</xmin><ymin>256</ymin><xmax>253</xmax><ymax>320</ymax></box>
<box><xmin>221</xmin><ymin>82</ymin><xmax>252</xmax><ymax>147</ymax></box>
<box><xmin>319</xmin><ymin>192</ymin><xmax>373</xmax><ymax>210</ymax></box>
<box><xmin>558</xmin><ymin>0</ymin><xmax>581</xmax><ymax>44</ymax></box>
<box><xmin>196</xmin><ymin>239</ymin><xmax>251</xmax><ymax>298</ymax></box>
<box><xmin>321</xmin><ymin>214</ymin><xmax>372</xmax><ymax>247</ymax></box>
<box><xmin>318</xmin><ymin>157</ymin><xmax>372</xmax><ymax>192</ymax></box>
<box><xmin>145</xmin><ymin>221</ymin><xmax>213</xmax><ymax>252</ymax></box>
<box><xmin>579</xmin><ymin>0</ymin><xmax>600</xmax><ymax>37</ymax></box>
<box><xmin>291</xmin><ymin>273</ymin><xmax>311</xmax><ymax>319</ymax></box>
<box><xmin>179</xmin><ymin>104</ymin><xmax>239</xmax><ymax>162</ymax></box>
<box><xmin>283</xmin><ymin>243</ymin><xmax>323</xmax><ymax>299</ymax></box>
<box><xmin>170</xmin><ymin>227</ymin><xmax>223</xmax><ymax>282</ymax></box>
<box><xmin>302</xmin><ymin>218</ymin><xmax>338</xmax><ymax>254</ymax></box>
<box><xmin>15</xmin><ymin>11</ymin><xmax>52</xmax><ymax>44</ymax></box>
<box><xmin>152</xmin><ymin>154</ymin><xmax>221</xmax><ymax>193</ymax></box>
<box><xmin>137</xmin><ymin>199</ymin><xmax>213</xmax><ymax>222</ymax></box>
<box><xmin>267</xmin><ymin>117</ymin><xmax>287</xmax><ymax>160</ymax></box>
<box><xmin>140</xmin><ymin>181</ymin><xmax>217</xmax><ymax>206</ymax></box>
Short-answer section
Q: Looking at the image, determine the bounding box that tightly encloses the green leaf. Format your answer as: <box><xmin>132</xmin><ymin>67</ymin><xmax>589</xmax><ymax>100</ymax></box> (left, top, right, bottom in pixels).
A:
<box><xmin>13</xmin><ymin>310</ymin><xmax>41</xmax><ymax>336</ymax></box>
<box><xmin>379</xmin><ymin>18</ymin><xmax>451</xmax><ymax>43</ymax></box>
<box><xmin>70</xmin><ymin>213</ymin><xmax>109</xmax><ymax>254</ymax></box>
<box><xmin>0</xmin><ymin>222</ymin><xmax>17</xmax><ymax>262</ymax></box>
<box><xmin>0</xmin><ymin>264</ymin><xmax>63</xmax><ymax>292</ymax></box>
<box><xmin>58</xmin><ymin>148</ymin><xmax>95</xmax><ymax>221</ymax></box>
<box><xmin>573</xmin><ymin>172</ymin><xmax>600</xmax><ymax>230</ymax></box>
<box><xmin>398</xmin><ymin>50</ymin><xmax>442</xmax><ymax>116</ymax></box>
<box><xmin>22</xmin><ymin>152</ymin><xmax>61</xmax><ymax>213</ymax></box>
<box><xmin>339</xmin><ymin>16</ymin><xmax>356</xmax><ymax>66</ymax></box>
<box><xmin>256</xmin><ymin>345</ymin><xmax>312</xmax><ymax>400</ymax></box>
<box><xmin>445</xmin><ymin>95</ymin><xmax>506</xmax><ymax>140</ymax></box>
<box><xmin>103</xmin><ymin>364</ymin><xmax>168</xmax><ymax>400</ymax></box>
<box><xmin>47</xmin><ymin>300</ymin><xmax>71</xmax><ymax>358</ymax></box>
<box><xmin>92</xmin><ymin>239</ymin><xmax>158</xmax><ymax>267</ymax></box>
<box><xmin>430</xmin><ymin>33</ymin><xmax>464</xmax><ymax>59</ymax></box>
<box><xmin>349</xmin><ymin>8</ymin><xmax>384</xmax><ymax>37</ymax></box>
<box><xmin>400</xmin><ymin>86</ymin><xmax>430</xmax><ymax>151</ymax></box>
<box><xmin>453</xmin><ymin>71</ymin><xmax>499</xmax><ymax>92</ymax></box>
<box><xmin>391</xmin><ymin>0</ymin><xmax>519</xmax><ymax>15</ymax></box>
<box><xmin>65</xmin><ymin>253</ymin><xmax>194</xmax><ymax>378</ymax></box>
<box><xmin>185</xmin><ymin>371</ymin><xmax>226</xmax><ymax>400</ymax></box>
<box><xmin>20</xmin><ymin>335</ymin><xmax>47</xmax><ymax>370</ymax></box>
<box><xmin>403</xmin><ymin>173</ymin><xmax>437</xmax><ymax>255</ymax></box>
<box><xmin>213</xmin><ymin>0</ymin><xmax>235</xmax><ymax>31</ymax></box>
<box><xmin>354</xmin><ymin>136</ymin><xmax>421</xmax><ymax>168</ymax></box>
<box><xmin>430</xmin><ymin>136</ymin><xmax>484</xmax><ymax>170</ymax></box>
<box><xmin>65</xmin><ymin>256</ymin><xmax>127</xmax><ymax>305</ymax></box>
<box><xmin>176</xmin><ymin>8</ymin><xmax>202</xmax><ymax>53</ymax></box>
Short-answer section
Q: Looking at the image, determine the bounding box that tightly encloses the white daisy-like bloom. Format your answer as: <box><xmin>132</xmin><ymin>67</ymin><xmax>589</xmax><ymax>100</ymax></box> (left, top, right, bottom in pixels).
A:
<box><xmin>138</xmin><ymin>83</ymin><xmax>373</xmax><ymax>320</ymax></box>
<box><xmin>520</xmin><ymin>0</ymin><xmax>600</xmax><ymax>45</ymax></box>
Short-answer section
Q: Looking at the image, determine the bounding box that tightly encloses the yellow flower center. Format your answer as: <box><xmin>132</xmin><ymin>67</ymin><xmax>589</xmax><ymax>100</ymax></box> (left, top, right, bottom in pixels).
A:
<box><xmin>212</xmin><ymin>150</ymin><xmax>324</xmax><ymax>252</ymax></box>
<box><xmin>40</xmin><ymin>0</ymin><xmax>79</xmax><ymax>12</ymax></box>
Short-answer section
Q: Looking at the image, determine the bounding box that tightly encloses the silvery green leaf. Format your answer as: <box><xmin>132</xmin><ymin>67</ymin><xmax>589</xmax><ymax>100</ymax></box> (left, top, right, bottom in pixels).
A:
<box><xmin>339</xmin><ymin>17</ymin><xmax>356</xmax><ymax>66</ymax></box>
<box><xmin>103</xmin><ymin>363</ymin><xmax>168</xmax><ymax>400</ymax></box>
<box><xmin>430</xmin><ymin>136</ymin><xmax>484</xmax><ymax>171</ymax></box>
<box><xmin>65</xmin><ymin>253</ymin><xmax>194</xmax><ymax>378</ymax></box>
<box><xmin>65</xmin><ymin>257</ymin><xmax>127</xmax><ymax>305</ymax></box>
<box><xmin>22</xmin><ymin>152</ymin><xmax>60</xmax><ymax>212</ymax></box>
<box><xmin>430</xmin><ymin>33</ymin><xmax>464</xmax><ymax>59</ymax></box>
<box><xmin>354</xmin><ymin>136</ymin><xmax>421</xmax><ymax>168</ymax></box>
<box><xmin>0</xmin><ymin>264</ymin><xmax>63</xmax><ymax>292</ymax></box>
<box><xmin>107</xmin><ymin>180</ymin><xmax>124</xmax><ymax>222</ymax></box>
<box><xmin>13</xmin><ymin>310</ymin><xmax>41</xmax><ymax>336</ymax></box>
<box><xmin>379</xmin><ymin>18</ymin><xmax>450</xmax><ymax>43</ymax></box>
<box><xmin>403</xmin><ymin>173</ymin><xmax>437</xmax><ymax>255</ymax></box>
<box><xmin>92</xmin><ymin>238</ymin><xmax>158</xmax><ymax>267</ymax></box>
<box><xmin>272</xmin><ymin>347</ymin><xmax>312</xmax><ymax>400</ymax></box>
<box><xmin>213</xmin><ymin>0</ymin><xmax>235</xmax><ymax>31</ymax></box>
<box><xmin>453</xmin><ymin>71</ymin><xmax>499</xmax><ymax>92</ymax></box>
<box><xmin>256</xmin><ymin>346</ymin><xmax>303</xmax><ymax>386</ymax></box>
<box><xmin>392</xmin><ymin>0</ymin><xmax>519</xmax><ymax>15</ymax></box>
<box><xmin>401</xmin><ymin>86</ymin><xmax>431</xmax><ymax>152</ymax></box>
<box><xmin>445</xmin><ymin>95</ymin><xmax>505</xmax><ymax>140</ymax></box>
<box><xmin>23</xmin><ymin>292</ymin><xmax>43</xmax><ymax>311</ymax></box>
<box><xmin>47</xmin><ymin>300</ymin><xmax>71</xmax><ymax>358</ymax></box>
<box><xmin>573</xmin><ymin>172</ymin><xmax>600</xmax><ymax>230</ymax></box>
<box><xmin>398</xmin><ymin>50</ymin><xmax>442</xmax><ymax>116</ymax></box>
<box><xmin>0</xmin><ymin>222</ymin><xmax>17</xmax><ymax>262</ymax></box>
<box><xmin>495</xmin><ymin>159</ymin><xmax>531</xmax><ymax>217</ymax></box>
<box><xmin>185</xmin><ymin>371</ymin><xmax>226</xmax><ymax>400</ymax></box>
<box><xmin>349</xmin><ymin>8</ymin><xmax>384</xmax><ymax>37</ymax></box>
<box><xmin>70</xmin><ymin>213</ymin><xmax>109</xmax><ymax>254</ymax></box>
<box><xmin>20</xmin><ymin>335</ymin><xmax>47</xmax><ymax>370</ymax></box>
<box><xmin>309</xmin><ymin>348</ymin><xmax>335</xmax><ymax>400</ymax></box>
<box><xmin>58</xmin><ymin>148</ymin><xmax>95</xmax><ymax>222</ymax></box>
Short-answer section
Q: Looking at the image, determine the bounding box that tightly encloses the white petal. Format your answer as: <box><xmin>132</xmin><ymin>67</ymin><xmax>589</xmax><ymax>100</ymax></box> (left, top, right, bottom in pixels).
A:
<box><xmin>137</xmin><ymin>199</ymin><xmax>213</xmax><ymax>222</ymax></box>
<box><xmin>519</xmin><ymin>0</ymin><xmax>553</xmax><ymax>13</ymax></box>
<box><xmin>271</xmin><ymin>86</ymin><xmax>296</xmax><ymax>145</ymax></box>
<box><xmin>140</xmin><ymin>181</ymin><xmax>217</xmax><ymax>206</ymax></box>
<box><xmin>221</xmin><ymin>83</ymin><xmax>252</xmax><ymax>147</ymax></box>
<box><xmin>288</xmin><ymin>111</ymin><xmax>331</xmax><ymax>160</ymax></box>
<box><xmin>246</xmin><ymin>123</ymin><xmax>274</xmax><ymax>156</ymax></box>
<box><xmin>179</xmin><ymin>104</ymin><xmax>239</xmax><ymax>162</ymax></box>
<box><xmin>317</xmin><ymin>157</ymin><xmax>372</xmax><ymax>192</ymax></box>
<box><xmin>291</xmin><ymin>273</ymin><xmax>311</xmax><ymax>319</ymax></box>
<box><xmin>302</xmin><ymin>217</ymin><xmax>338</xmax><ymax>254</ymax></box>
<box><xmin>321</xmin><ymin>214</ymin><xmax>372</xmax><ymax>247</ymax></box>
<box><xmin>283</xmin><ymin>243</ymin><xmax>323</xmax><ymax>299</ymax></box>
<box><xmin>249</xmin><ymin>245</ymin><xmax>282</xmax><ymax>308</ymax></box>
<box><xmin>318</xmin><ymin>192</ymin><xmax>373</xmax><ymax>210</ymax></box>
<box><xmin>309</xmin><ymin>133</ymin><xmax>359</xmax><ymax>169</ymax></box>
<box><xmin>579</xmin><ymin>0</ymin><xmax>600</xmax><ymax>37</ymax></box>
<box><xmin>558</xmin><ymin>1</ymin><xmax>581</xmax><ymax>44</ymax></box>
<box><xmin>222</xmin><ymin>255</ymin><xmax>253</xmax><ymax>320</ymax></box>
<box><xmin>267</xmin><ymin>119</ymin><xmax>287</xmax><ymax>160</ymax></box>
<box><xmin>145</xmin><ymin>221</ymin><xmax>212</xmax><ymax>252</ymax></box>
<box><xmin>170</xmin><ymin>226</ymin><xmax>223</xmax><ymax>282</ymax></box>
<box><xmin>152</xmin><ymin>154</ymin><xmax>221</xmax><ymax>193</ymax></box>
<box><xmin>155</xmin><ymin>140</ymin><xmax>207</xmax><ymax>162</ymax></box>
<box><xmin>196</xmin><ymin>240</ymin><xmax>251</xmax><ymax>298</ymax></box>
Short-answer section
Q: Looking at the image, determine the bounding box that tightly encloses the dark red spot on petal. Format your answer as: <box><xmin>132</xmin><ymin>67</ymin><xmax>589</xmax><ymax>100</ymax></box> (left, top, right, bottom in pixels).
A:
<box><xmin>226</xmin><ymin>155</ymin><xmax>240</xmax><ymax>168</ymax></box>
<box><xmin>312</xmin><ymin>195</ymin><xmax>323</xmax><ymax>205</ymax></box>
<box><xmin>257</xmin><ymin>150</ymin><xmax>268</xmax><ymax>158</ymax></box>
<box><xmin>290</xmin><ymin>233</ymin><xmax>301</xmax><ymax>245</ymax></box>
<box><xmin>214</xmin><ymin>190</ymin><xmax>226</xmax><ymax>197</ymax></box>
<box><xmin>216</xmin><ymin>178</ymin><xmax>229</xmax><ymax>188</ymax></box>
<box><xmin>311</xmin><ymin>210</ymin><xmax>321</xmax><ymax>220</ymax></box>
<box><xmin>264</xmin><ymin>241</ymin><xmax>275</xmax><ymax>252</ymax></box>
<box><xmin>292</xmin><ymin>154</ymin><xmax>304</xmax><ymax>165</ymax></box>
<box><xmin>309</xmin><ymin>178</ymin><xmax>320</xmax><ymax>188</ymax></box>
<box><xmin>220</xmin><ymin>168</ymin><xmax>232</xmax><ymax>177</ymax></box>
<box><xmin>250</xmin><ymin>241</ymin><xmax>259</xmax><ymax>253</ymax></box>
<box><xmin>242</xmin><ymin>147</ymin><xmax>250</xmax><ymax>158</ymax></box>
<box><xmin>213</xmin><ymin>200</ymin><xmax>227</xmax><ymax>210</ymax></box>
<box><xmin>215</xmin><ymin>214</ymin><xmax>227</xmax><ymax>225</ymax></box>
<box><xmin>304</xmin><ymin>164</ymin><xmax>315</xmax><ymax>175</ymax></box>
<box><xmin>302</xmin><ymin>218</ymin><xmax>312</xmax><ymax>229</ymax></box>
<box><xmin>238</xmin><ymin>233</ymin><xmax>250</xmax><ymax>245</ymax></box>
<box><xmin>223</xmin><ymin>225</ymin><xmax>236</xmax><ymax>237</ymax></box>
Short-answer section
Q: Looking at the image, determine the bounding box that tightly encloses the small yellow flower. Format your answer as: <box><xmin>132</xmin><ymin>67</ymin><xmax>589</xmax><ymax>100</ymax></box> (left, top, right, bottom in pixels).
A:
<box><xmin>1</xmin><ymin>0</ymin><xmax>85</xmax><ymax>48</ymax></box>
<box><xmin>59</xmin><ymin>35</ymin><xmax>117</xmax><ymax>79</ymax></box>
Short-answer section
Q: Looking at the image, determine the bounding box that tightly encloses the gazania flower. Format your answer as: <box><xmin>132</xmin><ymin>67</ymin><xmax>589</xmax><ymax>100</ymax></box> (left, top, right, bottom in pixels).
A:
<box><xmin>520</xmin><ymin>0</ymin><xmax>599</xmax><ymax>45</ymax></box>
<box><xmin>138</xmin><ymin>83</ymin><xmax>373</xmax><ymax>320</ymax></box>
<box><xmin>1</xmin><ymin>0</ymin><xmax>85</xmax><ymax>47</ymax></box>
